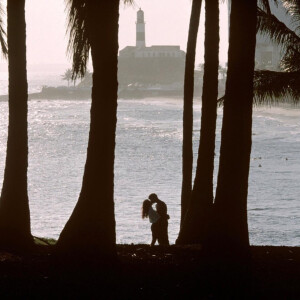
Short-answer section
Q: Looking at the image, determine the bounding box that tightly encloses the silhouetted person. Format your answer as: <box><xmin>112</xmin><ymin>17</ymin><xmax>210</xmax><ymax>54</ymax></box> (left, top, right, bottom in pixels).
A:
<box><xmin>149</xmin><ymin>193</ymin><xmax>170</xmax><ymax>246</ymax></box>
<box><xmin>142</xmin><ymin>199</ymin><xmax>160</xmax><ymax>246</ymax></box>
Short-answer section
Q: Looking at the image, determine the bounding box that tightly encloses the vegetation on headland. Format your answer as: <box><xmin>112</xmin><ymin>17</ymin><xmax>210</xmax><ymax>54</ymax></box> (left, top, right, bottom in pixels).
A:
<box><xmin>61</xmin><ymin>68</ymin><xmax>76</xmax><ymax>87</ymax></box>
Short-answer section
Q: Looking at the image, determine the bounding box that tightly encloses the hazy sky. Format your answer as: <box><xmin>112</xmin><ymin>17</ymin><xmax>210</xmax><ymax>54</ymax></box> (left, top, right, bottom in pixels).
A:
<box><xmin>0</xmin><ymin>0</ymin><xmax>228</xmax><ymax>69</ymax></box>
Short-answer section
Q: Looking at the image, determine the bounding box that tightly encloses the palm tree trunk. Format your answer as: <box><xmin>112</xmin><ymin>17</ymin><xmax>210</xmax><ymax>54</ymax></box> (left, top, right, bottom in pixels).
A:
<box><xmin>56</xmin><ymin>0</ymin><xmax>119</xmax><ymax>259</ymax></box>
<box><xmin>207</xmin><ymin>0</ymin><xmax>257</xmax><ymax>257</ymax></box>
<box><xmin>0</xmin><ymin>0</ymin><xmax>33</xmax><ymax>249</ymax></box>
<box><xmin>181</xmin><ymin>0</ymin><xmax>202</xmax><ymax>227</ymax></box>
<box><xmin>177</xmin><ymin>0</ymin><xmax>219</xmax><ymax>244</ymax></box>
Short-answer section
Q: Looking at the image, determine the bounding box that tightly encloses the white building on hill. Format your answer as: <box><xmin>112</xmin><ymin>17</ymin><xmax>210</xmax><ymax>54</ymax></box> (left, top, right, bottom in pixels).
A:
<box><xmin>118</xmin><ymin>9</ymin><xmax>185</xmax><ymax>85</ymax></box>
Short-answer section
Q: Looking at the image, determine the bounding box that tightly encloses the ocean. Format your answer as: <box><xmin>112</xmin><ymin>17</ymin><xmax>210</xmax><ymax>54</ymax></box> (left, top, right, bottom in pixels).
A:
<box><xmin>0</xmin><ymin>69</ymin><xmax>299</xmax><ymax>246</ymax></box>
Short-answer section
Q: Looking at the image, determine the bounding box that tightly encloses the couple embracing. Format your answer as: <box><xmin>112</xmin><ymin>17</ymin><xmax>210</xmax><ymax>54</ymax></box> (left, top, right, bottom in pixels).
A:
<box><xmin>142</xmin><ymin>193</ymin><xmax>170</xmax><ymax>246</ymax></box>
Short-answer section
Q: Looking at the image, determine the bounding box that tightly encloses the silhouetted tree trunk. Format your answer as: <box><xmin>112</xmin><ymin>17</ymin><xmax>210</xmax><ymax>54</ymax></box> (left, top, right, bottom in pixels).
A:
<box><xmin>177</xmin><ymin>0</ymin><xmax>219</xmax><ymax>244</ymax></box>
<box><xmin>181</xmin><ymin>0</ymin><xmax>202</xmax><ymax>227</ymax></box>
<box><xmin>56</xmin><ymin>0</ymin><xmax>119</xmax><ymax>259</ymax></box>
<box><xmin>207</xmin><ymin>0</ymin><xmax>257</xmax><ymax>257</ymax></box>
<box><xmin>0</xmin><ymin>0</ymin><xmax>33</xmax><ymax>249</ymax></box>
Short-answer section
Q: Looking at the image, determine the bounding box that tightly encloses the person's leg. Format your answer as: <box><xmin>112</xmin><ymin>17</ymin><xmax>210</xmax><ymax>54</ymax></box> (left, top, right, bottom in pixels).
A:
<box><xmin>151</xmin><ymin>223</ymin><xmax>158</xmax><ymax>246</ymax></box>
<box><xmin>160</xmin><ymin>220</ymin><xmax>169</xmax><ymax>246</ymax></box>
<box><xmin>164</xmin><ymin>221</ymin><xmax>170</xmax><ymax>245</ymax></box>
<box><xmin>156</xmin><ymin>220</ymin><xmax>164</xmax><ymax>245</ymax></box>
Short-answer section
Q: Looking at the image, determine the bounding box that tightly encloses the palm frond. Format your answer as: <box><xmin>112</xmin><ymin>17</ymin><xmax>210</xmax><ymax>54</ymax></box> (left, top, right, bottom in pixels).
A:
<box><xmin>0</xmin><ymin>2</ymin><xmax>7</xmax><ymax>58</ymax></box>
<box><xmin>257</xmin><ymin>7</ymin><xmax>300</xmax><ymax>52</ymax></box>
<box><xmin>65</xmin><ymin>0</ymin><xmax>90</xmax><ymax>80</ymax></box>
<box><xmin>280</xmin><ymin>44</ymin><xmax>300</xmax><ymax>71</ymax></box>
<box><xmin>217</xmin><ymin>95</ymin><xmax>225</xmax><ymax>107</ymax></box>
<box><xmin>65</xmin><ymin>0</ymin><xmax>134</xmax><ymax>79</ymax></box>
<box><xmin>254</xmin><ymin>69</ymin><xmax>300</xmax><ymax>104</ymax></box>
<box><xmin>123</xmin><ymin>0</ymin><xmax>135</xmax><ymax>5</ymax></box>
<box><xmin>219</xmin><ymin>70</ymin><xmax>300</xmax><ymax>106</ymax></box>
<box><xmin>258</xmin><ymin>0</ymin><xmax>279</xmax><ymax>13</ymax></box>
<box><xmin>258</xmin><ymin>0</ymin><xmax>271</xmax><ymax>13</ymax></box>
<box><xmin>281</xmin><ymin>0</ymin><xmax>300</xmax><ymax>35</ymax></box>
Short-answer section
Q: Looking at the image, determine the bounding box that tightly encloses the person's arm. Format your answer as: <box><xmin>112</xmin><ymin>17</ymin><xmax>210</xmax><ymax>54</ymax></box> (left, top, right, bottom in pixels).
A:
<box><xmin>156</xmin><ymin>201</ymin><xmax>168</xmax><ymax>217</ymax></box>
<box><xmin>149</xmin><ymin>206</ymin><xmax>160</xmax><ymax>223</ymax></box>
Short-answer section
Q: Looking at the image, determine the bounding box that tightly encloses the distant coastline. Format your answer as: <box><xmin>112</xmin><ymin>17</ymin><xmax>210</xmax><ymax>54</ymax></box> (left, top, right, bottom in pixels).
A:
<box><xmin>0</xmin><ymin>86</ymin><xmax>91</xmax><ymax>101</ymax></box>
<box><xmin>0</xmin><ymin>79</ymin><xmax>227</xmax><ymax>101</ymax></box>
<box><xmin>0</xmin><ymin>85</ymin><xmax>204</xmax><ymax>101</ymax></box>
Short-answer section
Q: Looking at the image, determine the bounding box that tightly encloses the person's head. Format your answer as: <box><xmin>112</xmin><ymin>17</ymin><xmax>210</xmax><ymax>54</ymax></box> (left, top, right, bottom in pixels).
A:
<box><xmin>148</xmin><ymin>193</ymin><xmax>158</xmax><ymax>204</ymax></box>
<box><xmin>142</xmin><ymin>199</ymin><xmax>151</xmax><ymax>219</ymax></box>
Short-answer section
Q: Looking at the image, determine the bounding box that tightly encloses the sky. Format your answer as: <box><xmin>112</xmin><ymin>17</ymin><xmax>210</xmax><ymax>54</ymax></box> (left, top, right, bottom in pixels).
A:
<box><xmin>0</xmin><ymin>0</ymin><xmax>229</xmax><ymax>71</ymax></box>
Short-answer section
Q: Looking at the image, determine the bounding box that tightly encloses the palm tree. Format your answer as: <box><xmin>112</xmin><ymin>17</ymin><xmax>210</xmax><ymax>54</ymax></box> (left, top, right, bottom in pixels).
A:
<box><xmin>254</xmin><ymin>0</ymin><xmax>300</xmax><ymax>104</ymax></box>
<box><xmin>181</xmin><ymin>0</ymin><xmax>202</xmax><ymax>227</ymax></box>
<box><xmin>207</xmin><ymin>0</ymin><xmax>257</xmax><ymax>257</ymax></box>
<box><xmin>0</xmin><ymin>0</ymin><xmax>34</xmax><ymax>249</ymax></box>
<box><xmin>61</xmin><ymin>68</ymin><xmax>73</xmax><ymax>87</ymax></box>
<box><xmin>56</xmin><ymin>0</ymin><xmax>132</xmax><ymax>259</ymax></box>
<box><xmin>177</xmin><ymin>0</ymin><xmax>219</xmax><ymax>244</ymax></box>
<box><xmin>0</xmin><ymin>2</ymin><xmax>7</xmax><ymax>57</ymax></box>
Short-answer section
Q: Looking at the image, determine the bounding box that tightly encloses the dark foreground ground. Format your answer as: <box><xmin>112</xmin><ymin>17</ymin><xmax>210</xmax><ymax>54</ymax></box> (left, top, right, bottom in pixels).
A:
<box><xmin>0</xmin><ymin>244</ymin><xmax>299</xmax><ymax>299</ymax></box>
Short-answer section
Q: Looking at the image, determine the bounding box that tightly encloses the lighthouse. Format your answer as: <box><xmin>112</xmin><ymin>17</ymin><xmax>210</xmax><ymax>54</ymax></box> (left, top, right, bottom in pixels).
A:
<box><xmin>136</xmin><ymin>8</ymin><xmax>146</xmax><ymax>48</ymax></box>
<box><xmin>119</xmin><ymin>9</ymin><xmax>186</xmax><ymax>86</ymax></box>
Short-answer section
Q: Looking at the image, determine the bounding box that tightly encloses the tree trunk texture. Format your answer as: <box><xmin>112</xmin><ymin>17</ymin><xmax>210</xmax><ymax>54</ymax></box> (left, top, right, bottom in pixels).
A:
<box><xmin>207</xmin><ymin>0</ymin><xmax>257</xmax><ymax>257</ymax></box>
<box><xmin>177</xmin><ymin>0</ymin><xmax>219</xmax><ymax>245</ymax></box>
<box><xmin>181</xmin><ymin>0</ymin><xmax>202</xmax><ymax>227</ymax></box>
<box><xmin>0</xmin><ymin>0</ymin><xmax>33</xmax><ymax>249</ymax></box>
<box><xmin>57</xmin><ymin>0</ymin><xmax>120</xmax><ymax>259</ymax></box>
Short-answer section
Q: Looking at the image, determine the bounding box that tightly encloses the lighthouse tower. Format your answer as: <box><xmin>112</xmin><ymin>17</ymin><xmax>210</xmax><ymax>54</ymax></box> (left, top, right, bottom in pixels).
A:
<box><xmin>136</xmin><ymin>8</ymin><xmax>146</xmax><ymax>48</ymax></box>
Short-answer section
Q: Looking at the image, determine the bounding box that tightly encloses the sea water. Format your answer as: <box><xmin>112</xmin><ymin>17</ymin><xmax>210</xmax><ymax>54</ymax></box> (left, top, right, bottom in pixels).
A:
<box><xmin>0</xmin><ymin>73</ymin><xmax>299</xmax><ymax>246</ymax></box>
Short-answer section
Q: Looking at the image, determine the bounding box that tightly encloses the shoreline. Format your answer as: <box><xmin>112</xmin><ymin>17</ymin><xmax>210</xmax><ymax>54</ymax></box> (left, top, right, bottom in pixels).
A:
<box><xmin>0</xmin><ymin>84</ymin><xmax>206</xmax><ymax>101</ymax></box>
<box><xmin>0</xmin><ymin>244</ymin><xmax>299</xmax><ymax>298</ymax></box>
